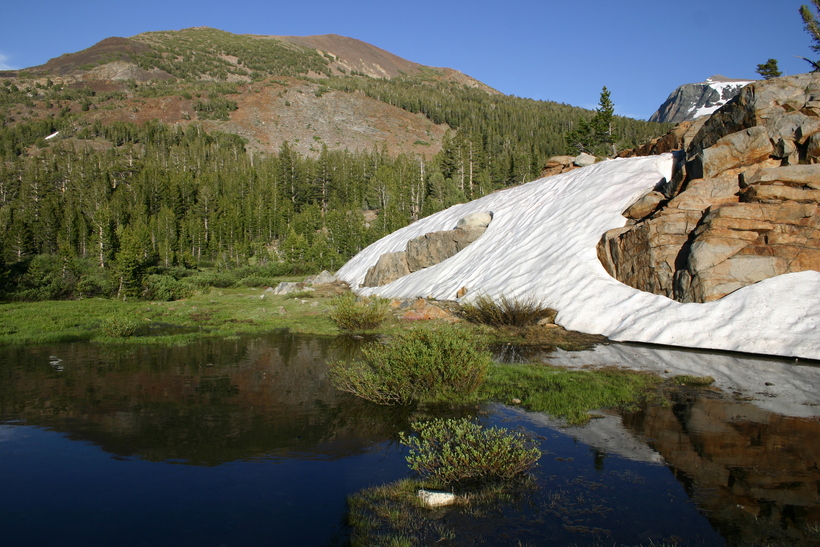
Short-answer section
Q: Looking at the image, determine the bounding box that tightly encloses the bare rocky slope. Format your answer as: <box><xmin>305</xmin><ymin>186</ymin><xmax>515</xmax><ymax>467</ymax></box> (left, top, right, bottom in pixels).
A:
<box><xmin>1</xmin><ymin>29</ymin><xmax>491</xmax><ymax>158</ymax></box>
<box><xmin>649</xmin><ymin>75</ymin><xmax>754</xmax><ymax>124</ymax></box>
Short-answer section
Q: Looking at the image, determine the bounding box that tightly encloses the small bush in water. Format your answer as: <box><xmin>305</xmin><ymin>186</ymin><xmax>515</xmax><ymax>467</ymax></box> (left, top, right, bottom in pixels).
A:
<box><xmin>329</xmin><ymin>325</ymin><xmax>491</xmax><ymax>405</ymax></box>
<box><xmin>101</xmin><ymin>316</ymin><xmax>140</xmax><ymax>337</ymax></box>
<box><xmin>400</xmin><ymin>418</ymin><xmax>540</xmax><ymax>486</ymax></box>
<box><xmin>328</xmin><ymin>292</ymin><xmax>390</xmax><ymax>331</ymax></box>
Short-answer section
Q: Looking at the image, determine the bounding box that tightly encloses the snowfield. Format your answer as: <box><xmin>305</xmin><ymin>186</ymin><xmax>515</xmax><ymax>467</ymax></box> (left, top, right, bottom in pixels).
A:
<box><xmin>337</xmin><ymin>154</ymin><xmax>820</xmax><ymax>360</ymax></box>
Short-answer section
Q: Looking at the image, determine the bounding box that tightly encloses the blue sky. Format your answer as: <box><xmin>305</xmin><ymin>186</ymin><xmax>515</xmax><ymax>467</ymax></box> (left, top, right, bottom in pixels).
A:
<box><xmin>0</xmin><ymin>0</ymin><xmax>814</xmax><ymax>120</ymax></box>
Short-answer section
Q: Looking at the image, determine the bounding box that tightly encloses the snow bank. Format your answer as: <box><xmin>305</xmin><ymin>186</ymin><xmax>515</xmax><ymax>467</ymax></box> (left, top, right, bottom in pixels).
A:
<box><xmin>337</xmin><ymin>154</ymin><xmax>820</xmax><ymax>360</ymax></box>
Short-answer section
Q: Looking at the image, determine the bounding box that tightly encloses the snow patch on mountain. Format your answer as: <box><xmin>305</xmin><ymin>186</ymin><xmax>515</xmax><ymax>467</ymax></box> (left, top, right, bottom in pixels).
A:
<box><xmin>337</xmin><ymin>154</ymin><xmax>820</xmax><ymax>360</ymax></box>
<box><xmin>650</xmin><ymin>75</ymin><xmax>754</xmax><ymax>123</ymax></box>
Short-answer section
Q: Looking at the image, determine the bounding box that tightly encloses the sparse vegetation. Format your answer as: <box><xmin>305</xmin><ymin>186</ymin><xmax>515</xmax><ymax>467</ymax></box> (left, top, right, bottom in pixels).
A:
<box><xmin>482</xmin><ymin>364</ymin><xmax>663</xmax><ymax>425</ymax></box>
<box><xmin>673</xmin><ymin>374</ymin><xmax>715</xmax><ymax>386</ymax></box>
<box><xmin>328</xmin><ymin>325</ymin><xmax>491</xmax><ymax>405</ymax></box>
<box><xmin>328</xmin><ymin>292</ymin><xmax>390</xmax><ymax>331</ymax></box>
<box><xmin>101</xmin><ymin>315</ymin><xmax>139</xmax><ymax>337</ymax></box>
<box><xmin>460</xmin><ymin>293</ymin><xmax>556</xmax><ymax>327</ymax></box>
<box><xmin>400</xmin><ymin>417</ymin><xmax>540</xmax><ymax>487</ymax></box>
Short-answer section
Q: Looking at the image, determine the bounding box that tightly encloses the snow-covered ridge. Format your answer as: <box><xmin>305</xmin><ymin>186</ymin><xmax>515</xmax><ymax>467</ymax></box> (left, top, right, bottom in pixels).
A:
<box><xmin>337</xmin><ymin>154</ymin><xmax>820</xmax><ymax>360</ymax></box>
<box><xmin>688</xmin><ymin>77</ymin><xmax>754</xmax><ymax>119</ymax></box>
<box><xmin>649</xmin><ymin>75</ymin><xmax>754</xmax><ymax>123</ymax></box>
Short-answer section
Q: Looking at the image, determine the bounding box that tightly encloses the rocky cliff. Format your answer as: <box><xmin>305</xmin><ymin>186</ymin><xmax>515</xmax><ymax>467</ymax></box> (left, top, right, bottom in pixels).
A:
<box><xmin>649</xmin><ymin>75</ymin><xmax>754</xmax><ymax>124</ymax></box>
<box><xmin>601</xmin><ymin>73</ymin><xmax>820</xmax><ymax>304</ymax></box>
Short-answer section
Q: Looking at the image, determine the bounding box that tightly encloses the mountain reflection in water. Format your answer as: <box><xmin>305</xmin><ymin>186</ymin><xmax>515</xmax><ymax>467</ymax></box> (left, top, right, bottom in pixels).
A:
<box><xmin>1</xmin><ymin>332</ymin><xmax>819</xmax><ymax>545</ymax></box>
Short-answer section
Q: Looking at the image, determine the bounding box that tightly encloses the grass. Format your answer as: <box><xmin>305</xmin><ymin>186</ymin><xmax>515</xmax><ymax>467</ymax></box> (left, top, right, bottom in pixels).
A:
<box><xmin>347</xmin><ymin>477</ymin><xmax>533</xmax><ymax>547</ymax></box>
<box><xmin>481</xmin><ymin>364</ymin><xmax>664</xmax><ymax>425</ymax></box>
<box><xmin>328</xmin><ymin>292</ymin><xmax>391</xmax><ymax>332</ymax></box>
<box><xmin>0</xmin><ymin>287</ymin><xmax>343</xmax><ymax>345</ymax></box>
<box><xmin>328</xmin><ymin>325</ymin><xmax>491</xmax><ymax>405</ymax></box>
<box><xmin>460</xmin><ymin>294</ymin><xmax>556</xmax><ymax>328</ymax></box>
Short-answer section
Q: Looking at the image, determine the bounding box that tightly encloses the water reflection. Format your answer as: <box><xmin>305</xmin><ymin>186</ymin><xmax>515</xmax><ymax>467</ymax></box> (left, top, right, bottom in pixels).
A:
<box><xmin>0</xmin><ymin>332</ymin><xmax>411</xmax><ymax>465</ymax></box>
<box><xmin>2</xmin><ymin>333</ymin><xmax>820</xmax><ymax>545</ymax></box>
<box><xmin>622</xmin><ymin>390</ymin><xmax>820</xmax><ymax>546</ymax></box>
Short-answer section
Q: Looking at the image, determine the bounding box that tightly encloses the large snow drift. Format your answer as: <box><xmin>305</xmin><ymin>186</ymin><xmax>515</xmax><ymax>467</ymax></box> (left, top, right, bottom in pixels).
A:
<box><xmin>337</xmin><ymin>154</ymin><xmax>820</xmax><ymax>360</ymax></box>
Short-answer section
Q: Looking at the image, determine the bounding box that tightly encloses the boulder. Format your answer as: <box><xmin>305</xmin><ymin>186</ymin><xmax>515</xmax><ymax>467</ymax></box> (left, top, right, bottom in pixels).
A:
<box><xmin>690</xmin><ymin>126</ymin><xmax>773</xmax><ymax>179</ymax></box>
<box><xmin>272</xmin><ymin>282</ymin><xmax>312</xmax><ymax>295</ymax></box>
<box><xmin>362</xmin><ymin>251</ymin><xmax>411</xmax><ymax>287</ymax></box>
<box><xmin>405</xmin><ymin>226</ymin><xmax>486</xmax><ymax>272</ymax></box>
<box><xmin>742</xmin><ymin>165</ymin><xmax>820</xmax><ymax>189</ymax></box>
<box><xmin>361</xmin><ymin>212</ymin><xmax>494</xmax><ymax>288</ymax></box>
<box><xmin>304</xmin><ymin>270</ymin><xmax>336</xmax><ymax>284</ymax></box>
<box><xmin>623</xmin><ymin>191</ymin><xmax>665</xmax><ymax>220</ymax></box>
<box><xmin>541</xmin><ymin>155</ymin><xmax>577</xmax><ymax>177</ymax></box>
<box><xmin>573</xmin><ymin>152</ymin><xmax>597</xmax><ymax>167</ymax></box>
<box><xmin>456</xmin><ymin>211</ymin><xmax>493</xmax><ymax>228</ymax></box>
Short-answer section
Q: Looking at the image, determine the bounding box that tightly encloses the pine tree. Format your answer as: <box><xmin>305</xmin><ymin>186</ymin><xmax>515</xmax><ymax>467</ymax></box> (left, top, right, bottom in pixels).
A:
<box><xmin>565</xmin><ymin>86</ymin><xmax>618</xmax><ymax>157</ymax></box>
<box><xmin>756</xmin><ymin>59</ymin><xmax>782</xmax><ymax>79</ymax></box>
<box><xmin>800</xmin><ymin>1</ymin><xmax>820</xmax><ymax>71</ymax></box>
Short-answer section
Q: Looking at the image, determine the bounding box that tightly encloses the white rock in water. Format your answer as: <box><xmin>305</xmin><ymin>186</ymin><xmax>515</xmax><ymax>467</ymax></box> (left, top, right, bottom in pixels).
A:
<box><xmin>417</xmin><ymin>489</ymin><xmax>457</xmax><ymax>508</ymax></box>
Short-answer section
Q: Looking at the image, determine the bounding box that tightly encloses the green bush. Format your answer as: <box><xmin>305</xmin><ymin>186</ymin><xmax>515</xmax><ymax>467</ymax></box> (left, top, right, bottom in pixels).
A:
<box><xmin>328</xmin><ymin>292</ymin><xmax>390</xmax><ymax>331</ymax></box>
<box><xmin>101</xmin><ymin>315</ymin><xmax>140</xmax><ymax>337</ymax></box>
<box><xmin>184</xmin><ymin>271</ymin><xmax>238</xmax><ymax>289</ymax></box>
<box><xmin>400</xmin><ymin>418</ymin><xmax>540</xmax><ymax>487</ymax></box>
<box><xmin>142</xmin><ymin>274</ymin><xmax>193</xmax><ymax>301</ymax></box>
<box><xmin>460</xmin><ymin>294</ymin><xmax>556</xmax><ymax>327</ymax></box>
<box><xmin>329</xmin><ymin>325</ymin><xmax>491</xmax><ymax>405</ymax></box>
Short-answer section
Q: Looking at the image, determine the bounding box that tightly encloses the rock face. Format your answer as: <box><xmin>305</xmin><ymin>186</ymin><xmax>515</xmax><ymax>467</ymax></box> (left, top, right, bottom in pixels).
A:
<box><xmin>362</xmin><ymin>213</ymin><xmax>492</xmax><ymax>287</ymax></box>
<box><xmin>599</xmin><ymin>73</ymin><xmax>820</xmax><ymax>303</ymax></box>
<box><xmin>649</xmin><ymin>75</ymin><xmax>754</xmax><ymax>124</ymax></box>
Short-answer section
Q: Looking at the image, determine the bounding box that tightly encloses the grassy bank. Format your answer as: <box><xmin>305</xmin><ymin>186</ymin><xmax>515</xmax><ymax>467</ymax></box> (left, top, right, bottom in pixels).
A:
<box><xmin>0</xmin><ymin>286</ymin><xmax>350</xmax><ymax>345</ymax></box>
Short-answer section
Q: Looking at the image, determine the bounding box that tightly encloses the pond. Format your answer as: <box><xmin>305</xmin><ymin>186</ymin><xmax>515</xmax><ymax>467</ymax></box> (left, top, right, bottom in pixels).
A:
<box><xmin>1</xmin><ymin>332</ymin><xmax>819</xmax><ymax>546</ymax></box>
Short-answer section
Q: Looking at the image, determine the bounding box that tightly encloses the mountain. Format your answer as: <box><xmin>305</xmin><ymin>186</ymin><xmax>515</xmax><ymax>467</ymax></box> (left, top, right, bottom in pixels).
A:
<box><xmin>649</xmin><ymin>75</ymin><xmax>754</xmax><ymax>123</ymax></box>
<box><xmin>0</xmin><ymin>27</ymin><xmax>666</xmax><ymax>159</ymax></box>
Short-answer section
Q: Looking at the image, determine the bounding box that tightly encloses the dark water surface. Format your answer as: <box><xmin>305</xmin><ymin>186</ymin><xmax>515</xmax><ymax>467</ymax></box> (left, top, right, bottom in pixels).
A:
<box><xmin>1</xmin><ymin>332</ymin><xmax>819</xmax><ymax>546</ymax></box>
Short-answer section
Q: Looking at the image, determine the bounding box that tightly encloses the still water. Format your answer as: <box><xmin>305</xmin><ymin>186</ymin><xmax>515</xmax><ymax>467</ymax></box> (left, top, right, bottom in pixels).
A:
<box><xmin>1</xmin><ymin>332</ymin><xmax>819</xmax><ymax>546</ymax></box>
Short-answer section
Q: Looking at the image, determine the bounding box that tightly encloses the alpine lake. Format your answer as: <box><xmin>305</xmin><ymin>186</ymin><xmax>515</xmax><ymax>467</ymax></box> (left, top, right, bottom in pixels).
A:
<box><xmin>2</xmin><ymin>329</ymin><xmax>820</xmax><ymax>546</ymax></box>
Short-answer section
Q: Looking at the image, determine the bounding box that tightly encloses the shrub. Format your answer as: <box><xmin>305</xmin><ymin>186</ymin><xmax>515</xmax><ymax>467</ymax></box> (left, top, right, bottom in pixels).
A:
<box><xmin>328</xmin><ymin>292</ymin><xmax>390</xmax><ymax>331</ymax></box>
<box><xmin>142</xmin><ymin>274</ymin><xmax>193</xmax><ymax>301</ymax></box>
<box><xmin>673</xmin><ymin>375</ymin><xmax>715</xmax><ymax>386</ymax></box>
<box><xmin>184</xmin><ymin>271</ymin><xmax>237</xmax><ymax>289</ymax></box>
<box><xmin>328</xmin><ymin>325</ymin><xmax>491</xmax><ymax>405</ymax></box>
<box><xmin>460</xmin><ymin>294</ymin><xmax>556</xmax><ymax>327</ymax></box>
<box><xmin>400</xmin><ymin>418</ymin><xmax>540</xmax><ymax>487</ymax></box>
<box><xmin>101</xmin><ymin>315</ymin><xmax>140</xmax><ymax>337</ymax></box>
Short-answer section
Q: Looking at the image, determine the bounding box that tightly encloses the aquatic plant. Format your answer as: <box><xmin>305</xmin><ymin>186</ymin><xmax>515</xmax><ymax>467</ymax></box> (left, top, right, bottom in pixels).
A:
<box><xmin>400</xmin><ymin>417</ymin><xmax>540</xmax><ymax>487</ymax></box>
<box><xmin>328</xmin><ymin>325</ymin><xmax>491</xmax><ymax>405</ymax></box>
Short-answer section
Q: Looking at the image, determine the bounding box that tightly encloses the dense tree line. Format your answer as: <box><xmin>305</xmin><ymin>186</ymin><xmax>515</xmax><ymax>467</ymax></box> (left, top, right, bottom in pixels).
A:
<box><xmin>0</xmin><ymin>121</ymin><xmax>473</xmax><ymax>299</ymax></box>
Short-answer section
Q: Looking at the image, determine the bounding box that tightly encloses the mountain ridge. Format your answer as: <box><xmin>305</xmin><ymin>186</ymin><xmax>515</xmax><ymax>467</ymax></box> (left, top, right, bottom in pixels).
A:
<box><xmin>649</xmin><ymin>74</ymin><xmax>754</xmax><ymax>124</ymax></box>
